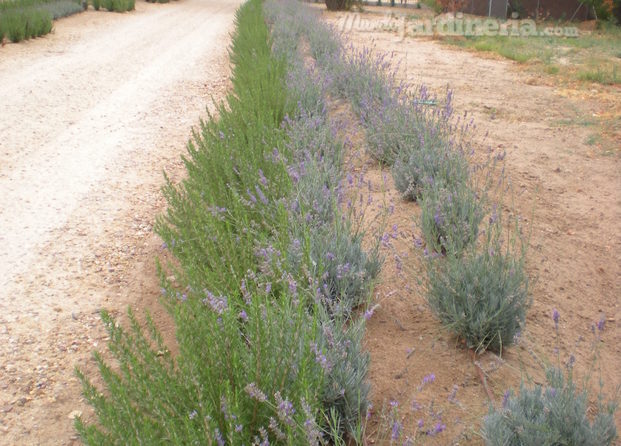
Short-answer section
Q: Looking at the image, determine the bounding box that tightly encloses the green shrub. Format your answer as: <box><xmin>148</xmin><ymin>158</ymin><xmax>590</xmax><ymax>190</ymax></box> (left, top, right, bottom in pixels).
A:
<box><xmin>425</xmin><ymin>217</ymin><xmax>530</xmax><ymax>353</ymax></box>
<box><xmin>76</xmin><ymin>288</ymin><xmax>325</xmax><ymax>444</ymax></box>
<box><xmin>483</xmin><ymin>367</ymin><xmax>618</xmax><ymax>445</ymax></box>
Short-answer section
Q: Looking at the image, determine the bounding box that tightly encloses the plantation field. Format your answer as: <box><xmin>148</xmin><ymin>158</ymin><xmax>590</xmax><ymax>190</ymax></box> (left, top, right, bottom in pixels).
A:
<box><xmin>0</xmin><ymin>0</ymin><xmax>619</xmax><ymax>444</ymax></box>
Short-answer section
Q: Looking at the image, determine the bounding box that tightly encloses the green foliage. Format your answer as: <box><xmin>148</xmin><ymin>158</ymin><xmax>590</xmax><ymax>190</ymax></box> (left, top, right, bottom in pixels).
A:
<box><xmin>425</xmin><ymin>216</ymin><xmax>530</xmax><ymax>353</ymax></box>
<box><xmin>0</xmin><ymin>8</ymin><xmax>52</xmax><ymax>42</ymax></box>
<box><xmin>76</xmin><ymin>292</ymin><xmax>325</xmax><ymax>444</ymax></box>
<box><xmin>0</xmin><ymin>0</ymin><xmax>85</xmax><ymax>42</ymax></box>
<box><xmin>97</xmin><ymin>0</ymin><xmax>134</xmax><ymax>12</ymax></box>
<box><xmin>325</xmin><ymin>0</ymin><xmax>353</xmax><ymax>11</ymax></box>
<box><xmin>483</xmin><ymin>367</ymin><xmax>618</xmax><ymax>445</ymax></box>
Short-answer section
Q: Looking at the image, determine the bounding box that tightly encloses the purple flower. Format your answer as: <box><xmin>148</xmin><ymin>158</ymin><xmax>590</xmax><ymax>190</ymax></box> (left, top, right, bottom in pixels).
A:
<box><xmin>427</xmin><ymin>422</ymin><xmax>446</xmax><ymax>436</ymax></box>
<box><xmin>244</xmin><ymin>383</ymin><xmax>267</xmax><ymax>402</ymax></box>
<box><xmin>597</xmin><ymin>315</ymin><xmax>606</xmax><ymax>332</ymax></box>
<box><xmin>391</xmin><ymin>420</ymin><xmax>402</xmax><ymax>441</ymax></box>
<box><xmin>239</xmin><ymin>310</ymin><xmax>248</xmax><ymax>322</ymax></box>
<box><xmin>258</xmin><ymin>169</ymin><xmax>268</xmax><ymax>186</ymax></box>
<box><xmin>202</xmin><ymin>291</ymin><xmax>228</xmax><ymax>315</ymax></box>
<box><xmin>275</xmin><ymin>392</ymin><xmax>295</xmax><ymax>426</ymax></box>
<box><xmin>265</xmin><ymin>282</ymin><xmax>272</xmax><ymax>293</ymax></box>
<box><xmin>214</xmin><ymin>428</ymin><xmax>225</xmax><ymax>446</ymax></box>
<box><xmin>434</xmin><ymin>211</ymin><xmax>444</xmax><ymax>227</ymax></box>
<box><xmin>288</xmin><ymin>278</ymin><xmax>297</xmax><ymax>296</ymax></box>
<box><xmin>247</xmin><ymin>189</ymin><xmax>257</xmax><ymax>204</ymax></box>
<box><xmin>417</xmin><ymin>419</ymin><xmax>424</xmax><ymax>428</ymax></box>
<box><xmin>423</xmin><ymin>373</ymin><xmax>435</xmax><ymax>385</ymax></box>
<box><xmin>502</xmin><ymin>390</ymin><xmax>510</xmax><ymax>408</ymax></box>
<box><xmin>255</xmin><ymin>185</ymin><xmax>269</xmax><ymax>205</ymax></box>
<box><xmin>310</xmin><ymin>342</ymin><xmax>331</xmax><ymax>372</ymax></box>
<box><xmin>189</xmin><ymin>410</ymin><xmax>197</xmax><ymax>420</ymax></box>
<box><xmin>364</xmin><ymin>306</ymin><xmax>376</xmax><ymax>320</ymax></box>
<box><xmin>552</xmin><ymin>308</ymin><xmax>560</xmax><ymax>327</ymax></box>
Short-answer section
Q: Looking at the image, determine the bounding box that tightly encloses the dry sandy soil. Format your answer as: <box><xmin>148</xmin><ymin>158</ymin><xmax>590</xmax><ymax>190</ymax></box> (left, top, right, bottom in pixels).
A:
<box><xmin>320</xmin><ymin>6</ymin><xmax>620</xmax><ymax>444</ymax></box>
<box><xmin>0</xmin><ymin>0</ymin><xmax>239</xmax><ymax>444</ymax></box>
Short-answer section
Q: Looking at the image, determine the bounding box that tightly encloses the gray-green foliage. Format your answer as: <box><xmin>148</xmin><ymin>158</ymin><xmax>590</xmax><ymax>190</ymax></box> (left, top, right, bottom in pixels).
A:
<box><xmin>317</xmin><ymin>312</ymin><xmax>370</xmax><ymax>438</ymax></box>
<box><xmin>483</xmin><ymin>367</ymin><xmax>618</xmax><ymax>446</ymax></box>
<box><xmin>426</xmin><ymin>217</ymin><xmax>530</xmax><ymax>353</ymax></box>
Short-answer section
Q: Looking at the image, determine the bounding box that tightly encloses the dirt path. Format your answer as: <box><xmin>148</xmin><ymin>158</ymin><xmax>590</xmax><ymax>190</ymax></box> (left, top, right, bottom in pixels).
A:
<box><xmin>0</xmin><ymin>1</ymin><xmax>238</xmax><ymax>443</ymax></box>
<box><xmin>321</xmin><ymin>9</ymin><xmax>620</xmax><ymax>443</ymax></box>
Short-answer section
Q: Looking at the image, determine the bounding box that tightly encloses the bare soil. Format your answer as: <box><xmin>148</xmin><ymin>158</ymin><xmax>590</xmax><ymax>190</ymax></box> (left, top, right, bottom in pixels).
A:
<box><xmin>321</xmin><ymin>7</ymin><xmax>621</xmax><ymax>444</ymax></box>
<box><xmin>0</xmin><ymin>1</ymin><xmax>238</xmax><ymax>444</ymax></box>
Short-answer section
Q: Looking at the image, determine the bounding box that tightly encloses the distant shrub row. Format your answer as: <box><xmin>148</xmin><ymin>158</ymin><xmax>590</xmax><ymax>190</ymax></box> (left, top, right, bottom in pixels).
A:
<box><xmin>0</xmin><ymin>0</ymin><xmax>141</xmax><ymax>44</ymax></box>
<box><xmin>0</xmin><ymin>0</ymin><xmax>85</xmax><ymax>43</ymax></box>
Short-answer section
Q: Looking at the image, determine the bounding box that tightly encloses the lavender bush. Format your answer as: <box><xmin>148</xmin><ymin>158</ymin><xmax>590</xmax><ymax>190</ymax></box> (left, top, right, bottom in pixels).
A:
<box><xmin>425</xmin><ymin>216</ymin><xmax>530</xmax><ymax>353</ymax></box>
<box><xmin>483</xmin><ymin>366</ymin><xmax>618</xmax><ymax>445</ymax></box>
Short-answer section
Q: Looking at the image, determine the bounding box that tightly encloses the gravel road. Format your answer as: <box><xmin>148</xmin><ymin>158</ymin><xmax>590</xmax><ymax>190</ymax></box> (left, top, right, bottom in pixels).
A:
<box><xmin>0</xmin><ymin>1</ymin><xmax>238</xmax><ymax>443</ymax></box>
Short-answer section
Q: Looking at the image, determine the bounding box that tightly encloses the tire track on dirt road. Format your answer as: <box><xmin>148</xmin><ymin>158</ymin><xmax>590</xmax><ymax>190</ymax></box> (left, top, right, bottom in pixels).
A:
<box><xmin>0</xmin><ymin>1</ymin><xmax>239</xmax><ymax>443</ymax></box>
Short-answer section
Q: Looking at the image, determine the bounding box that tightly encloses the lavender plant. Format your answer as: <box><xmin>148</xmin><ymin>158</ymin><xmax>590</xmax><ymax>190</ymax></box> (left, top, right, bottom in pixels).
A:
<box><xmin>483</xmin><ymin>366</ymin><xmax>618</xmax><ymax>446</ymax></box>
<box><xmin>316</xmin><ymin>309</ymin><xmax>371</xmax><ymax>438</ymax></box>
<box><xmin>76</xmin><ymin>284</ymin><xmax>326</xmax><ymax>444</ymax></box>
<box><xmin>425</xmin><ymin>214</ymin><xmax>530</xmax><ymax>354</ymax></box>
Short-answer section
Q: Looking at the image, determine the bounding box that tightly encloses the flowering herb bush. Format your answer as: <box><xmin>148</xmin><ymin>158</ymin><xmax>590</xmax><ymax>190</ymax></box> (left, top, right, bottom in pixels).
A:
<box><xmin>483</xmin><ymin>367</ymin><xmax>618</xmax><ymax>446</ymax></box>
<box><xmin>425</xmin><ymin>216</ymin><xmax>530</xmax><ymax>354</ymax></box>
<box><xmin>483</xmin><ymin>313</ymin><xmax>617</xmax><ymax>445</ymax></box>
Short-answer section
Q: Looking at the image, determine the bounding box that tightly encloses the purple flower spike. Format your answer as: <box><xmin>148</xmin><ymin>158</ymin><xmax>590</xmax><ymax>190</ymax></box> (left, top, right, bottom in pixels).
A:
<box><xmin>391</xmin><ymin>421</ymin><xmax>402</xmax><ymax>441</ymax></box>
<box><xmin>552</xmin><ymin>308</ymin><xmax>560</xmax><ymax>327</ymax></box>
<box><xmin>502</xmin><ymin>390</ymin><xmax>510</xmax><ymax>408</ymax></box>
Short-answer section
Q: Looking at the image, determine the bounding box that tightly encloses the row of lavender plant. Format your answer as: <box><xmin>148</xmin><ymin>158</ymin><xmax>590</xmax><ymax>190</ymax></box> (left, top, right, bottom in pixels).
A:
<box><xmin>268</xmin><ymin>2</ymin><xmax>616</xmax><ymax>444</ymax></box>
<box><xmin>265</xmin><ymin>3</ymin><xmax>383</xmax><ymax>439</ymax></box>
<box><xmin>75</xmin><ymin>0</ymin><xmax>381</xmax><ymax>444</ymax></box>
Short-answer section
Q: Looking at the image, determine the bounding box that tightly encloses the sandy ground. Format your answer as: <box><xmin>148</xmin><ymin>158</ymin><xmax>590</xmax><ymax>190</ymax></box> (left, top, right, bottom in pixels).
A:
<box><xmin>0</xmin><ymin>1</ymin><xmax>238</xmax><ymax>443</ymax></box>
<box><xmin>320</xmin><ymin>8</ymin><xmax>621</xmax><ymax>443</ymax></box>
